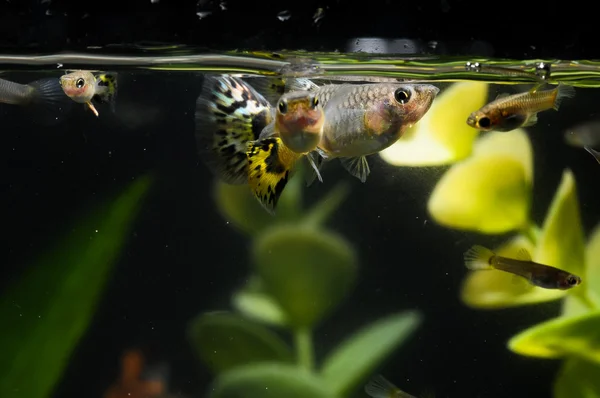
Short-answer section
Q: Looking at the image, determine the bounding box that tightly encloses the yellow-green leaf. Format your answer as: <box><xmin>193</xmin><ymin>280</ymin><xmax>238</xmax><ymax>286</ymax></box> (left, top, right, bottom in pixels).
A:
<box><xmin>187</xmin><ymin>312</ymin><xmax>293</xmax><ymax>375</ymax></box>
<box><xmin>428</xmin><ymin>155</ymin><xmax>530</xmax><ymax>234</ymax></box>
<box><xmin>213</xmin><ymin>169</ymin><xmax>304</xmax><ymax>236</ymax></box>
<box><xmin>461</xmin><ymin>234</ymin><xmax>566</xmax><ymax>309</ymax></box>
<box><xmin>585</xmin><ymin>224</ymin><xmax>600</xmax><ymax>306</ymax></box>
<box><xmin>232</xmin><ymin>277</ymin><xmax>288</xmax><ymax>327</ymax></box>
<box><xmin>379</xmin><ymin>82</ymin><xmax>488</xmax><ymax>166</ymax></box>
<box><xmin>210</xmin><ymin>362</ymin><xmax>334</xmax><ymax>398</ymax></box>
<box><xmin>555</xmin><ymin>358</ymin><xmax>600</xmax><ymax>398</ymax></box>
<box><xmin>252</xmin><ymin>226</ymin><xmax>358</xmax><ymax>329</ymax></box>
<box><xmin>321</xmin><ymin>311</ymin><xmax>421</xmax><ymax>397</ymax></box>
<box><xmin>0</xmin><ymin>175</ymin><xmax>153</xmax><ymax>398</ymax></box>
<box><xmin>508</xmin><ymin>310</ymin><xmax>600</xmax><ymax>363</ymax></box>
<box><xmin>535</xmin><ymin>170</ymin><xmax>586</xmax><ymax>277</ymax></box>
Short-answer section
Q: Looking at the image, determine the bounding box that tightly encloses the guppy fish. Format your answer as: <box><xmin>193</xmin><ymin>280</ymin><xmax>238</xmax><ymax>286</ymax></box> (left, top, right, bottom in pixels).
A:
<box><xmin>0</xmin><ymin>76</ymin><xmax>73</xmax><ymax>125</ymax></box>
<box><xmin>564</xmin><ymin>120</ymin><xmax>600</xmax><ymax>164</ymax></box>
<box><xmin>466</xmin><ymin>83</ymin><xmax>575</xmax><ymax>132</ymax></box>
<box><xmin>464</xmin><ymin>245</ymin><xmax>582</xmax><ymax>290</ymax></box>
<box><xmin>60</xmin><ymin>70</ymin><xmax>117</xmax><ymax>117</ymax></box>
<box><xmin>195</xmin><ymin>75</ymin><xmax>438</xmax><ymax>213</ymax></box>
<box><xmin>365</xmin><ymin>374</ymin><xmax>435</xmax><ymax>398</ymax></box>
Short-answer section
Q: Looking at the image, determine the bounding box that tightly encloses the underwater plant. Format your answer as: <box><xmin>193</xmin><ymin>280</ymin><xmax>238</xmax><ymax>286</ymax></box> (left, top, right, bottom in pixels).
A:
<box><xmin>381</xmin><ymin>82</ymin><xmax>600</xmax><ymax>397</ymax></box>
<box><xmin>0</xmin><ymin>175</ymin><xmax>153</xmax><ymax>398</ymax></box>
<box><xmin>187</xmin><ymin>167</ymin><xmax>422</xmax><ymax>398</ymax></box>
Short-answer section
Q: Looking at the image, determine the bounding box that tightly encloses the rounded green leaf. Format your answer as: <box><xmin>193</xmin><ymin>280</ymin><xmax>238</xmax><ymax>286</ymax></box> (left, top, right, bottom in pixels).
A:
<box><xmin>187</xmin><ymin>312</ymin><xmax>293</xmax><ymax>374</ymax></box>
<box><xmin>428</xmin><ymin>156</ymin><xmax>530</xmax><ymax>234</ymax></box>
<box><xmin>535</xmin><ymin>169</ymin><xmax>586</xmax><ymax>277</ymax></box>
<box><xmin>586</xmin><ymin>224</ymin><xmax>600</xmax><ymax>306</ymax></box>
<box><xmin>380</xmin><ymin>82</ymin><xmax>488</xmax><ymax>166</ymax></box>
<box><xmin>508</xmin><ymin>310</ymin><xmax>600</xmax><ymax>363</ymax></box>
<box><xmin>554</xmin><ymin>358</ymin><xmax>600</xmax><ymax>398</ymax></box>
<box><xmin>232</xmin><ymin>277</ymin><xmax>288</xmax><ymax>327</ymax></box>
<box><xmin>210</xmin><ymin>362</ymin><xmax>334</xmax><ymax>398</ymax></box>
<box><xmin>252</xmin><ymin>226</ymin><xmax>358</xmax><ymax>329</ymax></box>
<box><xmin>461</xmin><ymin>234</ymin><xmax>566</xmax><ymax>309</ymax></box>
<box><xmin>213</xmin><ymin>171</ymin><xmax>304</xmax><ymax>235</ymax></box>
<box><xmin>321</xmin><ymin>311</ymin><xmax>422</xmax><ymax>397</ymax></box>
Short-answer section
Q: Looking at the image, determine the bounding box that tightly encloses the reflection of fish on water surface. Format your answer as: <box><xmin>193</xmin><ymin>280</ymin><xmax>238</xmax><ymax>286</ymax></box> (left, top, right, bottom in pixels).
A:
<box><xmin>0</xmin><ymin>76</ymin><xmax>74</xmax><ymax>125</ymax></box>
<box><xmin>194</xmin><ymin>74</ymin><xmax>438</xmax><ymax>213</ymax></box>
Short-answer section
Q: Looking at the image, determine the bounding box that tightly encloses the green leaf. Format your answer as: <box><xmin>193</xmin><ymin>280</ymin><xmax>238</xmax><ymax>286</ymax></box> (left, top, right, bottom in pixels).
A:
<box><xmin>252</xmin><ymin>226</ymin><xmax>358</xmax><ymax>329</ymax></box>
<box><xmin>320</xmin><ymin>311</ymin><xmax>422</xmax><ymax>397</ymax></box>
<box><xmin>380</xmin><ymin>82</ymin><xmax>489</xmax><ymax>166</ymax></box>
<box><xmin>232</xmin><ymin>277</ymin><xmax>288</xmax><ymax>327</ymax></box>
<box><xmin>213</xmin><ymin>171</ymin><xmax>304</xmax><ymax>236</ymax></box>
<box><xmin>508</xmin><ymin>310</ymin><xmax>600</xmax><ymax>363</ymax></box>
<box><xmin>301</xmin><ymin>182</ymin><xmax>350</xmax><ymax>229</ymax></box>
<box><xmin>210</xmin><ymin>362</ymin><xmax>334</xmax><ymax>398</ymax></box>
<box><xmin>535</xmin><ymin>169</ymin><xmax>586</xmax><ymax>277</ymax></box>
<box><xmin>555</xmin><ymin>358</ymin><xmax>600</xmax><ymax>398</ymax></box>
<box><xmin>427</xmin><ymin>129</ymin><xmax>532</xmax><ymax>234</ymax></box>
<box><xmin>187</xmin><ymin>312</ymin><xmax>293</xmax><ymax>374</ymax></box>
<box><xmin>585</xmin><ymin>223</ymin><xmax>600</xmax><ymax>306</ymax></box>
<box><xmin>0</xmin><ymin>175</ymin><xmax>153</xmax><ymax>398</ymax></box>
<box><xmin>461</xmin><ymin>234</ymin><xmax>566</xmax><ymax>309</ymax></box>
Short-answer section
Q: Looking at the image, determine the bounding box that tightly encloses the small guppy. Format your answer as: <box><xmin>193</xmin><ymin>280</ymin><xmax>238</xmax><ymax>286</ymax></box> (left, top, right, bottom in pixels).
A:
<box><xmin>464</xmin><ymin>245</ymin><xmax>582</xmax><ymax>290</ymax></box>
<box><xmin>466</xmin><ymin>83</ymin><xmax>575</xmax><ymax>132</ymax></box>
<box><xmin>59</xmin><ymin>70</ymin><xmax>117</xmax><ymax>117</ymax></box>
<box><xmin>195</xmin><ymin>75</ymin><xmax>438</xmax><ymax>213</ymax></box>
<box><xmin>365</xmin><ymin>374</ymin><xmax>435</xmax><ymax>398</ymax></box>
<box><xmin>0</xmin><ymin>76</ymin><xmax>73</xmax><ymax>124</ymax></box>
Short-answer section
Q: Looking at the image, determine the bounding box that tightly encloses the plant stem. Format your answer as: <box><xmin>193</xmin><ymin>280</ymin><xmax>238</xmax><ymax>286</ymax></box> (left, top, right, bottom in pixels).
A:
<box><xmin>302</xmin><ymin>182</ymin><xmax>350</xmax><ymax>229</ymax></box>
<box><xmin>294</xmin><ymin>328</ymin><xmax>314</xmax><ymax>372</ymax></box>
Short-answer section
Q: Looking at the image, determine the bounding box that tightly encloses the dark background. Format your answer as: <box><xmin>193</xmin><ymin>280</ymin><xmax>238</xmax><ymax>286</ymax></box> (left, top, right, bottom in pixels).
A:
<box><xmin>3</xmin><ymin>1</ymin><xmax>600</xmax><ymax>398</ymax></box>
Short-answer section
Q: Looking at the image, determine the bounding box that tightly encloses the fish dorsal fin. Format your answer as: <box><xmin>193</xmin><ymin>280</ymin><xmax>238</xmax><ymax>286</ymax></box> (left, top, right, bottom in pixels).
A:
<box><xmin>495</xmin><ymin>92</ymin><xmax>510</xmax><ymax>100</ymax></box>
<box><xmin>522</xmin><ymin>113</ymin><xmax>538</xmax><ymax>127</ymax></box>
<box><xmin>246</xmin><ymin>137</ymin><xmax>302</xmax><ymax>214</ymax></box>
<box><xmin>340</xmin><ymin>156</ymin><xmax>371</xmax><ymax>183</ymax></box>
<box><xmin>515</xmin><ymin>248</ymin><xmax>532</xmax><ymax>261</ymax></box>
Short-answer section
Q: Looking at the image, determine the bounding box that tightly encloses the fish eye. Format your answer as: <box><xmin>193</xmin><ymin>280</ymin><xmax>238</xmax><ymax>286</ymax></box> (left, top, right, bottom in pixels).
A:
<box><xmin>394</xmin><ymin>88</ymin><xmax>411</xmax><ymax>104</ymax></box>
<box><xmin>311</xmin><ymin>96</ymin><xmax>319</xmax><ymax>108</ymax></box>
<box><xmin>567</xmin><ymin>275</ymin><xmax>578</xmax><ymax>285</ymax></box>
<box><xmin>278</xmin><ymin>99</ymin><xmax>288</xmax><ymax>114</ymax></box>
<box><xmin>76</xmin><ymin>78</ymin><xmax>85</xmax><ymax>89</ymax></box>
<box><xmin>478</xmin><ymin>117</ymin><xmax>491</xmax><ymax>128</ymax></box>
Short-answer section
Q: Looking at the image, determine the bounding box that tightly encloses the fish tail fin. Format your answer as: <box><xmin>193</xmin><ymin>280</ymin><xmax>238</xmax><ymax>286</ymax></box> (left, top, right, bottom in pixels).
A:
<box><xmin>364</xmin><ymin>374</ymin><xmax>401</xmax><ymax>398</ymax></box>
<box><xmin>585</xmin><ymin>146</ymin><xmax>600</xmax><ymax>164</ymax></box>
<box><xmin>552</xmin><ymin>84</ymin><xmax>576</xmax><ymax>110</ymax></box>
<box><xmin>94</xmin><ymin>73</ymin><xmax>118</xmax><ymax>111</ymax></box>
<box><xmin>27</xmin><ymin>77</ymin><xmax>74</xmax><ymax>125</ymax></box>
<box><xmin>195</xmin><ymin>75</ymin><xmax>273</xmax><ymax>185</ymax></box>
<box><xmin>246</xmin><ymin>137</ymin><xmax>301</xmax><ymax>214</ymax></box>
<box><xmin>464</xmin><ymin>245</ymin><xmax>495</xmax><ymax>270</ymax></box>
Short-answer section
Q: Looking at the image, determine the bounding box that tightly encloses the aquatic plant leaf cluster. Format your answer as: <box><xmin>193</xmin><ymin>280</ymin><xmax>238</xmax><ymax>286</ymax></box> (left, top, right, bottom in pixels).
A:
<box><xmin>188</xmin><ymin>166</ymin><xmax>421</xmax><ymax>398</ymax></box>
<box><xmin>0</xmin><ymin>175</ymin><xmax>153</xmax><ymax>398</ymax></box>
<box><xmin>389</xmin><ymin>82</ymin><xmax>600</xmax><ymax>397</ymax></box>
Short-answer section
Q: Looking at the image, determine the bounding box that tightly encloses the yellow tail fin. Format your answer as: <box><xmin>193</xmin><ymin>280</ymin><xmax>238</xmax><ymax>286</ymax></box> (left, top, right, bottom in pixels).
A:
<box><xmin>246</xmin><ymin>137</ymin><xmax>302</xmax><ymax>214</ymax></box>
<box><xmin>95</xmin><ymin>73</ymin><xmax>118</xmax><ymax>112</ymax></box>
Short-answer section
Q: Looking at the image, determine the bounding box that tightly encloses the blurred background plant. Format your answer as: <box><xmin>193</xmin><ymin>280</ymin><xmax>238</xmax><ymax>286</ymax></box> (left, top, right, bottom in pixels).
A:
<box><xmin>187</xmin><ymin>166</ymin><xmax>422</xmax><ymax>398</ymax></box>
<box><xmin>0</xmin><ymin>175</ymin><xmax>154</xmax><ymax>398</ymax></box>
<box><xmin>380</xmin><ymin>82</ymin><xmax>600</xmax><ymax>397</ymax></box>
